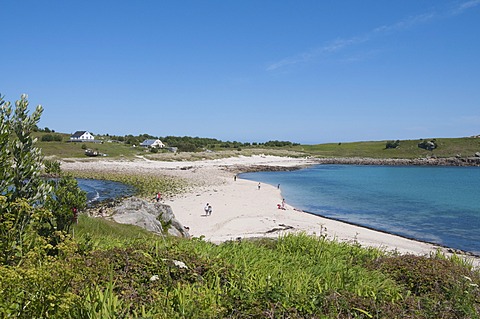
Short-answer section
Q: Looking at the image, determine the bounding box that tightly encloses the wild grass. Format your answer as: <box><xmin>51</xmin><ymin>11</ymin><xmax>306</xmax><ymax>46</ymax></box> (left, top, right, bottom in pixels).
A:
<box><xmin>1</xmin><ymin>215</ymin><xmax>478</xmax><ymax>318</ymax></box>
<box><xmin>72</xmin><ymin>214</ymin><xmax>160</xmax><ymax>250</ymax></box>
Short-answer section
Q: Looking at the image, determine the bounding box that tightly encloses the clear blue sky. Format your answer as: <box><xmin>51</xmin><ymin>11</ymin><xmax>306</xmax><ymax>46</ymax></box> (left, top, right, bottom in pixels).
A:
<box><xmin>2</xmin><ymin>1</ymin><xmax>479</xmax><ymax>144</ymax></box>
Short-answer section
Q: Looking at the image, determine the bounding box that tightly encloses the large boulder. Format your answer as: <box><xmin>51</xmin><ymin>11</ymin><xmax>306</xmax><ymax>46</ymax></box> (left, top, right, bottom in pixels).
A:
<box><xmin>111</xmin><ymin>197</ymin><xmax>190</xmax><ymax>238</ymax></box>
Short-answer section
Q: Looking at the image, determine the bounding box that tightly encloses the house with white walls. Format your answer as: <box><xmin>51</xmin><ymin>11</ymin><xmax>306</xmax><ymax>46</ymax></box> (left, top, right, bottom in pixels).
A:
<box><xmin>70</xmin><ymin>131</ymin><xmax>95</xmax><ymax>142</ymax></box>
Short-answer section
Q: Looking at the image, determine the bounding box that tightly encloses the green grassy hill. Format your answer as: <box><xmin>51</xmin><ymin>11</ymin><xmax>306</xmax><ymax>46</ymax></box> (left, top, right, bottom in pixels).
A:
<box><xmin>36</xmin><ymin>131</ymin><xmax>480</xmax><ymax>160</ymax></box>
<box><xmin>294</xmin><ymin>137</ymin><xmax>480</xmax><ymax>159</ymax></box>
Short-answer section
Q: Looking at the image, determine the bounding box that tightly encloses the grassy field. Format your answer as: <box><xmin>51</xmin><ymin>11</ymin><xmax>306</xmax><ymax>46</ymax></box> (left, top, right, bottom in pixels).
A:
<box><xmin>37</xmin><ymin>131</ymin><xmax>480</xmax><ymax>160</ymax></box>
<box><xmin>35</xmin><ymin>132</ymin><xmax>144</xmax><ymax>159</ymax></box>
<box><xmin>293</xmin><ymin>137</ymin><xmax>480</xmax><ymax>159</ymax></box>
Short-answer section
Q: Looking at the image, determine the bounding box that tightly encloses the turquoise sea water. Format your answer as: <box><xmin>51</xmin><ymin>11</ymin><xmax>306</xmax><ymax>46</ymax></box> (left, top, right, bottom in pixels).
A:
<box><xmin>240</xmin><ymin>165</ymin><xmax>480</xmax><ymax>255</ymax></box>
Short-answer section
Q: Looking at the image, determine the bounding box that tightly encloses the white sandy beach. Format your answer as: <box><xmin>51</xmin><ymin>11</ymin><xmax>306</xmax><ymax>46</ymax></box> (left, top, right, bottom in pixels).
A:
<box><xmin>61</xmin><ymin>155</ymin><xmax>479</xmax><ymax>266</ymax></box>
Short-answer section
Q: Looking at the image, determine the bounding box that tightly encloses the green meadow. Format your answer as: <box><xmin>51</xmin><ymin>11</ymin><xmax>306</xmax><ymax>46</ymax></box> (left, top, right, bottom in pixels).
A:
<box><xmin>36</xmin><ymin>131</ymin><xmax>480</xmax><ymax>160</ymax></box>
<box><xmin>294</xmin><ymin>137</ymin><xmax>480</xmax><ymax>159</ymax></box>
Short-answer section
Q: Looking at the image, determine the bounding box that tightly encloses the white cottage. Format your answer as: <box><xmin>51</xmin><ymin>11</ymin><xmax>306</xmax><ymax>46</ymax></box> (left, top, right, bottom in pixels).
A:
<box><xmin>140</xmin><ymin>139</ymin><xmax>165</xmax><ymax>148</ymax></box>
<box><xmin>70</xmin><ymin>131</ymin><xmax>95</xmax><ymax>142</ymax></box>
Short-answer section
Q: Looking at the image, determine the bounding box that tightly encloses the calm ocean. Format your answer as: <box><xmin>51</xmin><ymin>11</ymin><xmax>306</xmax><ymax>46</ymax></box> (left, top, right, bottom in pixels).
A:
<box><xmin>240</xmin><ymin>165</ymin><xmax>480</xmax><ymax>255</ymax></box>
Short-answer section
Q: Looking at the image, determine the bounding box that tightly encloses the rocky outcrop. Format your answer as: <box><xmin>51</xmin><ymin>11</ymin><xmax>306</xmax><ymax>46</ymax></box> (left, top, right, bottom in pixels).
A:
<box><xmin>225</xmin><ymin>164</ymin><xmax>309</xmax><ymax>173</ymax></box>
<box><xmin>312</xmin><ymin>157</ymin><xmax>480</xmax><ymax>167</ymax></box>
<box><xmin>110</xmin><ymin>197</ymin><xmax>190</xmax><ymax>238</ymax></box>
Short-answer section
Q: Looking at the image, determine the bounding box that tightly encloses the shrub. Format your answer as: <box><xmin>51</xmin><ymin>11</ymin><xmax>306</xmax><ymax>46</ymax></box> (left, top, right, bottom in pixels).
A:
<box><xmin>418</xmin><ymin>139</ymin><xmax>437</xmax><ymax>151</ymax></box>
<box><xmin>41</xmin><ymin>133</ymin><xmax>63</xmax><ymax>142</ymax></box>
<box><xmin>385</xmin><ymin>140</ymin><xmax>400</xmax><ymax>149</ymax></box>
<box><xmin>0</xmin><ymin>94</ymin><xmax>86</xmax><ymax>265</ymax></box>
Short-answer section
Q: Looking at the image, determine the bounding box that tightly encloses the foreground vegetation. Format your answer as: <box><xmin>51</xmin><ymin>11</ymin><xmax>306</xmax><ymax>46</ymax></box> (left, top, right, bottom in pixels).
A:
<box><xmin>1</xmin><ymin>216</ymin><xmax>479</xmax><ymax>318</ymax></box>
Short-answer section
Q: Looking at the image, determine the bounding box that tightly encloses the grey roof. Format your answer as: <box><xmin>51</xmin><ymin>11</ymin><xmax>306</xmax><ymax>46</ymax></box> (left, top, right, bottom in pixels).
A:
<box><xmin>140</xmin><ymin>139</ymin><xmax>158</xmax><ymax>146</ymax></box>
<box><xmin>71</xmin><ymin>131</ymin><xmax>88</xmax><ymax>138</ymax></box>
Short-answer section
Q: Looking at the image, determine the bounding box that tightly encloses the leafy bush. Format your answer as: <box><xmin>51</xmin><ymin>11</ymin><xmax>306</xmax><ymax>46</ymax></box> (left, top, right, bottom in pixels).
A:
<box><xmin>41</xmin><ymin>133</ymin><xmax>63</xmax><ymax>142</ymax></box>
<box><xmin>418</xmin><ymin>139</ymin><xmax>437</xmax><ymax>151</ymax></box>
<box><xmin>0</xmin><ymin>94</ymin><xmax>86</xmax><ymax>265</ymax></box>
<box><xmin>369</xmin><ymin>254</ymin><xmax>480</xmax><ymax>317</ymax></box>
<box><xmin>385</xmin><ymin>140</ymin><xmax>400</xmax><ymax>149</ymax></box>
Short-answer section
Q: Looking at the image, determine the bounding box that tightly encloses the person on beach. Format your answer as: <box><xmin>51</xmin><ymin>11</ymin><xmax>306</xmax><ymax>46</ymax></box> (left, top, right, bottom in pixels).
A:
<box><xmin>282</xmin><ymin>198</ymin><xmax>286</xmax><ymax>209</ymax></box>
<box><xmin>258</xmin><ymin>183</ymin><xmax>261</xmax><ymax>190</ymax></box>
<box><xmin>156</xmin><ymin>192</ymin><xmax>162</xmax><ymax>202</ymax></box>
<box><xmin>277</xmin><ymin>184</ymin><xmax>280</xmax><ymax>189</ymax></box>
<box><xmin>234</xmin><ymin>175</ymin><xmax>237</xmax><ymax>181</ymax></box>
<box><xmin>207</xmin><ymin>204</ymin><xmax>212</xmax><ymax>216</ymax></box>
<box><xmin>204</xmin><ymin>203</ymin><xmax>209</xmax><ymax>216</ymax></box>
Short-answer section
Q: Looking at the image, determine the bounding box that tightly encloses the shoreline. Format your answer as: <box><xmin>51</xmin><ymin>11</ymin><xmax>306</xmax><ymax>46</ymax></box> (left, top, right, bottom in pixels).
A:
<box><xmin>61</xmin><ymin>155</ymin><xmax>480</xmax><ymax>267</ymax></box>
<box><xmin>298</xmin><ymin>208</ymin><xmax>478</xmax><ymax>258</ymax></box>
<box><xmin>312</xmin><ymin>156</ymin><xmax>480</xmax><ymax>167</ymax></box>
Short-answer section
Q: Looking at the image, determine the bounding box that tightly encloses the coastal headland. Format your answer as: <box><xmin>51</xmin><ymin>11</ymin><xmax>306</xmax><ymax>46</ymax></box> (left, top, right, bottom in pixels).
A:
<box><xmin>61</xmin><ymin>155</ymin><xmax>479</xmax><ymax>267</ymax></box>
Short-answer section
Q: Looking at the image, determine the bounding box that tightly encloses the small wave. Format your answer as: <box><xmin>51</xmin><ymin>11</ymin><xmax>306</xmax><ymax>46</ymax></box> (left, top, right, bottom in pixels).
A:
<box><xmin>87</xmin><ymin>190</ymin><xmax>100</xmax><ymax>203</ymax></box>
